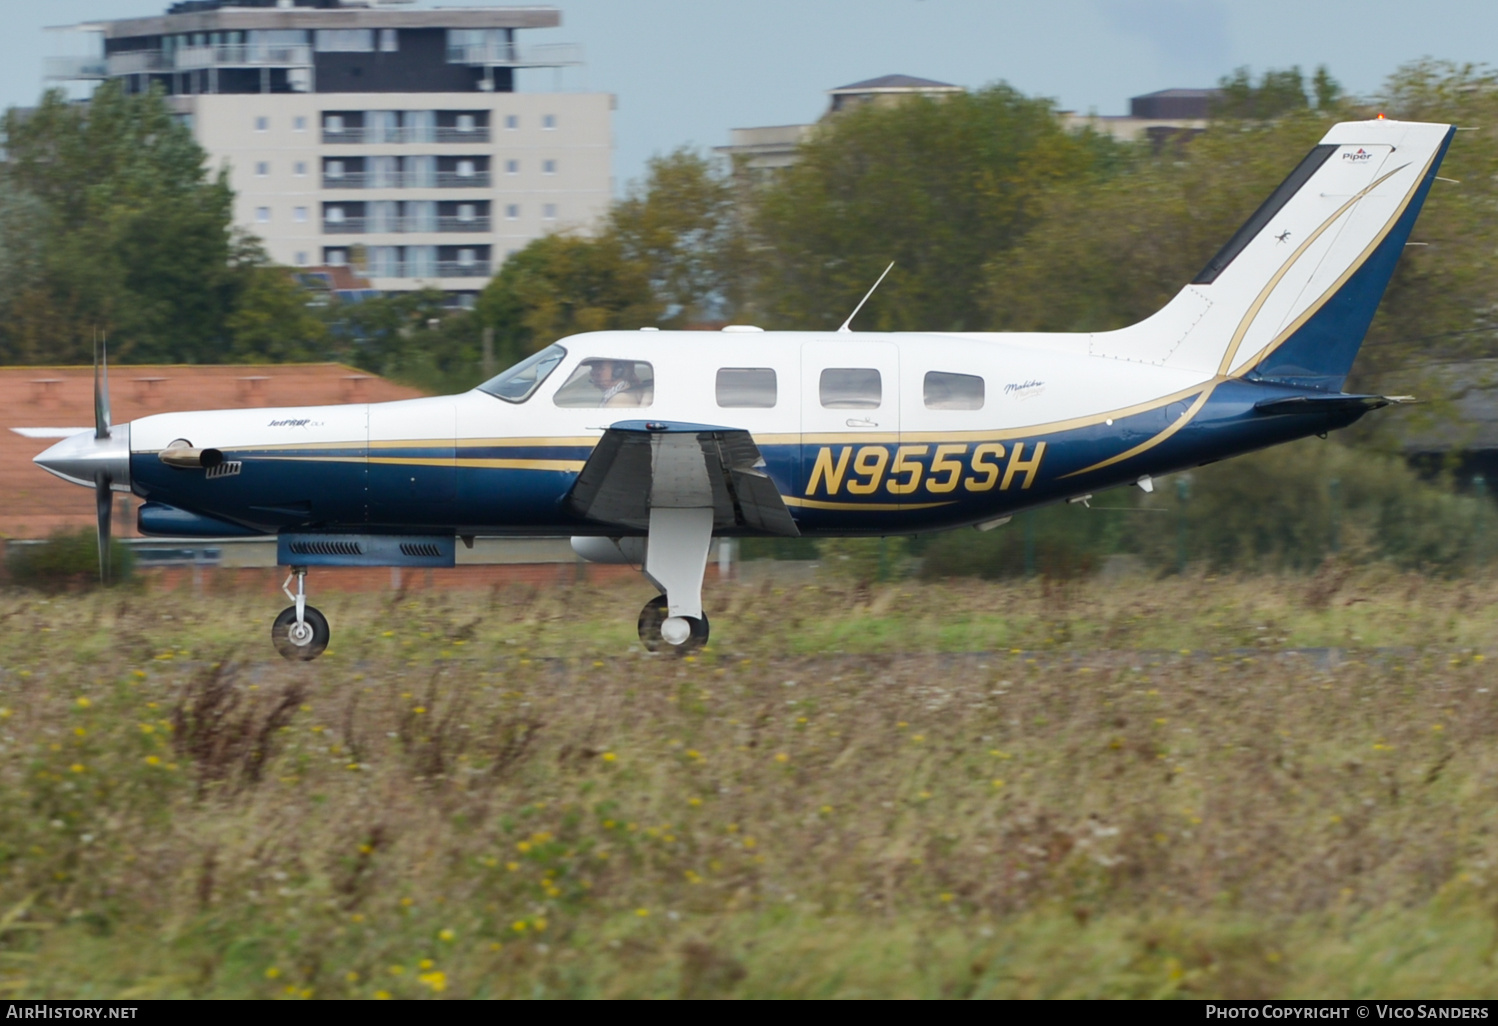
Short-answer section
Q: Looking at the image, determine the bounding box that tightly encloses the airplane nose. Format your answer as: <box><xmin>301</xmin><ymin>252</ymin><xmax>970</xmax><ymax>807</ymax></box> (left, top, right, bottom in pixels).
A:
<box><xmin>34</xmin><ymin>425</ymin><xmax>132</xmax><ymax>491</ymax></box>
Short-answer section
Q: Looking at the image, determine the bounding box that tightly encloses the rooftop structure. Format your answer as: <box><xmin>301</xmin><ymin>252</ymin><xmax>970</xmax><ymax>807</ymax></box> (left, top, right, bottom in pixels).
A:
<box><xmin>718</xmin><ymin>74</ymin><xmax>962</xmax><ymax>180</ymax></box>
<box><xmin>45</xmin><ymin>0</ymin><xmax>612</xmax><ymax>306</ymax></box>
<box><xmin>1061</xmin><ymin>87</ymin><xmax>1220</xmax><ymax>145</ymax></box>
<box><xmin>722</xmin><ymin>78</ymin><xmax>1223</xmax><ymax>178</ymax></box>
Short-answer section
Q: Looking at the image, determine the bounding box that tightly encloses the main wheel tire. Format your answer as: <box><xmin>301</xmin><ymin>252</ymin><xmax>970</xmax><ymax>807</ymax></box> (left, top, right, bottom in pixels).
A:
<box><xmin>272</xmin><ymin>605</ymin><xmax>330</xmax><ymax>661</ymax></box>
<box><xmin>637</xmin><ymin>596</ymin><xmax>709</xmax><ymax>655</ymax></box>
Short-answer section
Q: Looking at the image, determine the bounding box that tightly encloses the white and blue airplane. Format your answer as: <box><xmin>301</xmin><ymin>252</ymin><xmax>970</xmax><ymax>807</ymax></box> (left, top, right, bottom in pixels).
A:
<box><xmin>36</xmin><ymin>118</ymin><xmax>1453</xmax><ymax>659</ymax></box>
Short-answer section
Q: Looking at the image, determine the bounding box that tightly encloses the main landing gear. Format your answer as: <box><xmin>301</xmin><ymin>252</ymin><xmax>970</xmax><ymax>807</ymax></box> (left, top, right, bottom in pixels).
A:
<box><xmin>272</xmin><ymin>566</ymin><xmax>329</xmax><ymax>661</ymax></box>
<box><xmin>636</xmin><ymin>507</ymin><xmax>714</xmax><ymax>655</ymax></box>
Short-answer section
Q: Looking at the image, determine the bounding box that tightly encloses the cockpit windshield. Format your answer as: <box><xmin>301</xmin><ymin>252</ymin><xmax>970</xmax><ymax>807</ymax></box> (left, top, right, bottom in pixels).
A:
<box><xmin>476</xmin><ymin>344</ymin><xmax>568</xmax><ymax>403</ymax></box>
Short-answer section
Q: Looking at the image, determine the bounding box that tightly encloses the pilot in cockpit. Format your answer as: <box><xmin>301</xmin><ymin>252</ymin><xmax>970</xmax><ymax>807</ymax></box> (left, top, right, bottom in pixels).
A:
<box><xmin>590</xmin><ymin>360</ymin><xmax>650</xmax><ymax>407</ymax></box>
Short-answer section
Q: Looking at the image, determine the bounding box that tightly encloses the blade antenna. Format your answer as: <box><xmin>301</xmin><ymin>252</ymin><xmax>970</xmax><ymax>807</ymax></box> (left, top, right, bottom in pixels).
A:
<box><xmin>836</xmin><ymin>262</ymin><xmax>895</xmax><ymax>333</ymax></box>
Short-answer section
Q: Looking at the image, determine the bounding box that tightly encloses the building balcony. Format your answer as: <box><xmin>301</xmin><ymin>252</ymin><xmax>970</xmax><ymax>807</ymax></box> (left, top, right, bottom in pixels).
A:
<box><xmin>439</xmin><ymin>261</ymin><xmax>492</xmax><ymax>278</ymax></box>
<box><xmin>322</xmin><ymin>127</ymin><xmax>492</xmax><ymax>145</ymax></box>
<box><xmin>43</xmin><ymin>56</ymin><xmax>108</xmax><ymax>80</ymax></box>
<box><xmin>438</xmin><ymin>216</ymin><xmax>492</xmax><ymax>232</ymax></box>
<box><xmin>365</xmin><ymin>262</ymin><xmax>492</xmax><ymax>279</ymax></box>
<box><xmin>437</xmin><ymin>127</ymin><xmax>491</xmax><ymax>144</ymax></box>
<box><xmin>323</xmin><ymin>172</ymin><xmax>368</xmax><ymax>189</ymax></box>
<box><xmin>323</xmin><ymin>217</ymin><xmax>492</xmax><ymax>235</ymax></box>
<box><xmin>437</xmin><ymin>172</ymin><xmax>491</xmax><ymax>189</ymax></box>
<box><xmin>445</xmin><ymin>42</ymin><xmax>583</xmax><ymax>68</ymax></box>
<box><xmin>174</xmin><ymin>44</ymin><xmax>312</xmax><ymax>70</ymax></box>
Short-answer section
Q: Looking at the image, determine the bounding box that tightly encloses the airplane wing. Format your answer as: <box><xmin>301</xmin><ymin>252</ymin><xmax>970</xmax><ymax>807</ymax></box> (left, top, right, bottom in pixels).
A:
<box><xmin>566</xmin><ymin>421</ymin><xmax>800</xmax><ymax>537</ymax></box>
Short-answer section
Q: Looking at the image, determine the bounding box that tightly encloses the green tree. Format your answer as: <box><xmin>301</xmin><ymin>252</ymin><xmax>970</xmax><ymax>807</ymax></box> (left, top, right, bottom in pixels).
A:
<box><xmin>749</xmin><ymin>85</ymin><xmax>1121</xmax><ymax>332</ymax></box>
<box><xmin>474</xmin><ymin>232</ymin><xmax>654</xmax><ymax>368</ymax></box>
<box><xmin>224</xmin><ymin>256</ymin><xmax>329</xmax><ymax>363</ymax></box>
<box><xmin>608</xmin><ymin>148</ymin><xmax>746</xmax><ymax>324</ymax></box>
<box><xmin>1213</xmin><ymin>66</ymin><xmax>1315</xmax><ymax>120</ymax></box>
<box><xmin>0</xmin><ymin>83</ymin><xmax>240</xmax><ymax>363</ymax></box>
<box><xmin>980</xmin><ymin>113</ymin><xmax>1330</xmax><ymax>333</ymax></box>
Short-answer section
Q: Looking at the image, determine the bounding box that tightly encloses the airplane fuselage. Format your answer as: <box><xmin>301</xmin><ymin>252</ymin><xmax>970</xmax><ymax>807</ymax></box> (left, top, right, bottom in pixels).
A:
<box><xmin>122</xmin><ymin>330</ymin><xmax>1364</xmax><ymax>539</ymax></box>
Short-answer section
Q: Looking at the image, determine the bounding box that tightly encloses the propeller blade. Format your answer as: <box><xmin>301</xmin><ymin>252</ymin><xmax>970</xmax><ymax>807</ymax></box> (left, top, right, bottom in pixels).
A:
<box><xmin>94</xmin><ymin>333</ymin><xmax>111</xmax><ymax>440</ymax></box>
<box><xmin>94</xmin><ymin>469</ymin><xmax>112</xmax><ymax>585</ymax></box>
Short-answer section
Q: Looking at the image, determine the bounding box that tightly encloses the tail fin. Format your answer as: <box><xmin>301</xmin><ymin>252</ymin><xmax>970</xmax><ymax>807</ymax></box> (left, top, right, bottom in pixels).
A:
<box><xmin>1090</xmin><ymin>119</ymin><xmax>1455</xmax><ymax>391</ymax></box>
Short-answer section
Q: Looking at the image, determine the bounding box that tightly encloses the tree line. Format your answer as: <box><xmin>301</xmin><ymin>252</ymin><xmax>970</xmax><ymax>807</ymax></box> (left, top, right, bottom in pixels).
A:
<box><xmin>3</xmin><ymin>63</ymin><xmax>1496</xmax><ymax>402</ymax></box>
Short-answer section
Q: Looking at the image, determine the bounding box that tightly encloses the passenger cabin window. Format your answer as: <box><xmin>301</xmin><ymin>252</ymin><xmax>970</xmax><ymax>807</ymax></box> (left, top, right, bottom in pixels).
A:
<box><xmin>924</xmin><ymin>371</ymin><xmax>985</xmax><ymax>410</ymax></box>
<box><xmin>716</xmin><ymin>368</ymin><xmax>777</xmax><ymax>408</ymax></box>
<box><xmin>819</xmin><ymin>368</ymin><xmax>881</xmax><ymax>409</ymax></box>
<box><xmin>553</xmin><ymin>359</ymin><xmax>655</xmax><ymax>408</ymax></box>
<box><xmin>477</xmin><ymin>344</ymin><xmax>566</xmax><ymax>403</ymax></box>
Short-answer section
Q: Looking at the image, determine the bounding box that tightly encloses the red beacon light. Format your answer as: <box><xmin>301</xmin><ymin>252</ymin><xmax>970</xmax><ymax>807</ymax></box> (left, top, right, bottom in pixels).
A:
<box><xmin>1376</xmin><ymin>113</ymin><xmax>1387</xmax><ymax>120</ymax></box>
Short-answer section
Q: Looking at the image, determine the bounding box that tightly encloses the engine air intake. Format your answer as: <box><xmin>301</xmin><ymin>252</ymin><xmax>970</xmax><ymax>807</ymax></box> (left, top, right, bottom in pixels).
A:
<box><xmin>277</xmin><ymin>532</ymin><xmax>456</xmax><ymax>568</ymax></box>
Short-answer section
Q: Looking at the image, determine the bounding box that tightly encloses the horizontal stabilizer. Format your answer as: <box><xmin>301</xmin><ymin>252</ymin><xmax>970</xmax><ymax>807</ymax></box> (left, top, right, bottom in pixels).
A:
<box><xmin>567</xmin><ymin>421</ymin><xmax>800</xmax><ymax>537</ymax></box>
<box><xmin>1252</xmin><ymin>393</ymin><xmax>1413</xmax><ymax>417</ymax></box>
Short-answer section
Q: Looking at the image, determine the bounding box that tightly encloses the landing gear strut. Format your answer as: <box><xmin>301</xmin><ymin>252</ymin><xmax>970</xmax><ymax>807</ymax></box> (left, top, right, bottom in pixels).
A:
<box><xmin>272</xmin><ymin>566</ymin><xmax>330</xmax><ymax>661</ymax></box>
<box><xmin>637</xmin><ymin>506</ymin><xmax>715</xmax><ymax>655</ymax></box>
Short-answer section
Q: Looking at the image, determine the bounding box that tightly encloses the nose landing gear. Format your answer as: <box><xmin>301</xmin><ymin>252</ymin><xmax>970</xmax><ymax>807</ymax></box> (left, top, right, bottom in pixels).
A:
<box><xmin>272</xmin><ymin>566</ymin><xmax>329</xmax><ymax>661</ymax></box>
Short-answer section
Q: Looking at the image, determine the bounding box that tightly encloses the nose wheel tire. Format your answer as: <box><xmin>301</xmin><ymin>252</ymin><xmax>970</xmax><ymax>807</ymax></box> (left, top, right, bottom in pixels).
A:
<box><xmin>637</xmin><ymin>595</ymin><xmax>709</xmax><ymax>654</ymax></box>
<box><xmin>272</xmin><ymin>605</ymin><xmax>330</xmax><ymax>661</ymax></box>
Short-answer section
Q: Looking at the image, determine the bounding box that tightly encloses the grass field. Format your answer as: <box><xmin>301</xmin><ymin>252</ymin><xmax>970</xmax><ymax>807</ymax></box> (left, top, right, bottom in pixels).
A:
<box><xmin>3</xmin><ymin>567</ymin><xmax>1498</xmax><ymax>998</ymax></box>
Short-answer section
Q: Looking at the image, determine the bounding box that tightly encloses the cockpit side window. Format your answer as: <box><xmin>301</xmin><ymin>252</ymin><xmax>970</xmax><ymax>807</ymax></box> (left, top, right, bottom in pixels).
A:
<box><xmin>553</xmin><ymin>359</ymin><xmax>655</xmax><ymax>408</ymax></box>
<box><xmin>477</xmin><ymin>344</ymin><xmax>567</xmax><ymax>403</ymax></box>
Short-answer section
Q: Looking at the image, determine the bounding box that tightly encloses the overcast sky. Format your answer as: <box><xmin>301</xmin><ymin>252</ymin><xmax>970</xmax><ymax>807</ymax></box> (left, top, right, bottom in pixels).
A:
<box><xmin>15</xmin><ymin>0</ymin><xmax>1498</xmax><ymax>191</ymax></box>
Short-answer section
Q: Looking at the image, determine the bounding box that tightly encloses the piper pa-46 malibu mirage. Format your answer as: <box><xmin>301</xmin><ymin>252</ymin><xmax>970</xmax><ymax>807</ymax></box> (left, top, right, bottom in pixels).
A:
<box><xmin>37</xmin><ymin>118</ymin><xmax>1454</xmax><ymax>659</ymax></box>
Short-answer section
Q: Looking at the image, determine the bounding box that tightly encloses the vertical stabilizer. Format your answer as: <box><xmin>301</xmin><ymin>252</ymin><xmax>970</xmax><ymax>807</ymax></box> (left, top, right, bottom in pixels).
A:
<box><xmin>1089</xmin><ymin>119</ymin><xmax>1455</xmax><ymax>390</ymax></box>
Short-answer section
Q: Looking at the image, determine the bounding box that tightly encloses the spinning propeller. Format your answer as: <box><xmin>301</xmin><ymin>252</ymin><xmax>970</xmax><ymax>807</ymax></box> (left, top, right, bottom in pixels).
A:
<box><xmin>93</xmin><ymin>335</ymin><xmax>113</xmax><ymax>584</ymax></box>
<box><xmin>31</xmin><ymin>335</ymin><xmax>131</xmax><ymax>585</ymax></box>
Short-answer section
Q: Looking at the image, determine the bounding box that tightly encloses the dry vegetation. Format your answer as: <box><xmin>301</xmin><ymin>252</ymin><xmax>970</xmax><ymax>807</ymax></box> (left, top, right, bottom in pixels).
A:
<box><xmin>3</xmin><ymin>568</ymin><xmax>1498</xmax><ymax>998</ymax></box>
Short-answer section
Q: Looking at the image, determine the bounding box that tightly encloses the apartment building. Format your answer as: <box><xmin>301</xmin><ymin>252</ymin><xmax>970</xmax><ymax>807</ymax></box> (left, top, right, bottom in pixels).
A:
<box><xmin>48</xmin><ymin>0</ymin><xmax>613</xmax><ymax>307</ymax></box>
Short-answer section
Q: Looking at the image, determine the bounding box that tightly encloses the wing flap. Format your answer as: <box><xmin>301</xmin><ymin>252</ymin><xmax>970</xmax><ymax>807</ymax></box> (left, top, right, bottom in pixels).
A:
<box><xmin>567</xmin><ymin>421</ymin><xmax>800</xmax><ymax>537</ymax></box>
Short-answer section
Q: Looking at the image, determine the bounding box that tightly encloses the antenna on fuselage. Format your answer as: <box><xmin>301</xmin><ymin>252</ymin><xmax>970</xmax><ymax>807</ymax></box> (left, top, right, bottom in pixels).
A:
<box><xmin>836</xmin><ymin>262</ymin><xmax>894</xmax><ymax>333</ymax></box>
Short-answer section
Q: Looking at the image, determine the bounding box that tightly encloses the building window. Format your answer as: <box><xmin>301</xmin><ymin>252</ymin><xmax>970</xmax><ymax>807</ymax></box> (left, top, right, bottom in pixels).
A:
<box><xmin>255</xmin><ymin>116</ymin><xmax>269</xmax><ymax>132</ymax></box>
<box><xmin>326</xmin><ymin>206</ymin><xmax>345</xmax><ymax>224</ymax></box>
<box><xmin>295</xmin><ymin>251</ymin><xmax>308</xmax><ymax>266</ymax></box>
<box><xmin>294</xmin><ymin>161</ymin><xmax>307</xmax><ymax>177</ymax></box>
<box><xmin>543</xmin><ymin>204</ymin><xmax>557</xmax><ymax>220</ymax></box>
<box><xmin>255</xmin><ymin>161</ymin><xmax>269</xmax><ymax>177</ymax></box>
<box><xmin>293</xmin><ymin>207</ymin><xmax>308</xmax><ymax>223</ymax></box>
<box><xmin>457</xmin><ymin>159</ymin><xmax>475</xmax><ymax>178</ymax></box>
<box><xmin>256</xmin><ymin>207</ymin><xmax>271</xmax><ymax>223</ymax></box>
<box><xmin>542</xmin><ymin>159</ymin><xmax>557</xmax><ymax>174</ymax></box>
<box><xmin>505</xmin><ymin>204</ymin><xmax>519</xmax><ymax>220</ymax></box>
<box><xmin>458</xmin><ymin>294</ymin><xmax>476</xmax><ymax>310</ymax></box>
<box><xmin>458</xmin><ymin>248</ymin><xmax>476</xmax><ymax>267</ymax></box>
<box><xmin>457</xmin><ymin>203</ymin><xmax>476</xmax><ymax>222</ymax></box>
<box><xmin>324</xmin><ymin>114</ymin><xmax>344</xmax><ymax>134</ymax></box>
<box><xmin>542</xmin><ymin>115</ymin><xmax>557</xmax><ymax>130</ymax></box>
<box><xmin>505</xmin><ymin>159</ymin><xmax>519</xmax><ymax>174</ymax></box>
<box><xmin>505</xmin><ymin>115</ymin><xmax>518</xmax><ymax>130</ymax></box>
<box><xmin>293</xmin><ymin>116</ymin><xmax>307</xmax><ymax>132</ymax></box>
<box><xmin>325</xmin><ymin>160</ymin><xmax>344</xmax><ymax>179</ymax></box>
<box><xmin>327</xmin><ymin>249</ymin><xmax>348</xmax><ymax>266</ymax></box>
<box><xmin>457</xmin><ymin>114</ymin><xmax>476</xmax><ymax>133</ymax></box>
<box><xmin>379</xmin><ymin>29</ymin><xmax>399</xmax><ymax>52</ymax></box>
<box><xmin>315</xmin><ymin>29</ymin><xmax>374</xmax><ymax>53</ymax></box>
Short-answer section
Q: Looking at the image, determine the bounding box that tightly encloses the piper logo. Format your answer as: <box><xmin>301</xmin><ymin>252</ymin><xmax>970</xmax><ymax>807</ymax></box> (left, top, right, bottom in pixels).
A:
<box><xmin>1343</xmin><ymin>147</ymin><xmax>1374</xmax><ymax>162</ymax></box>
